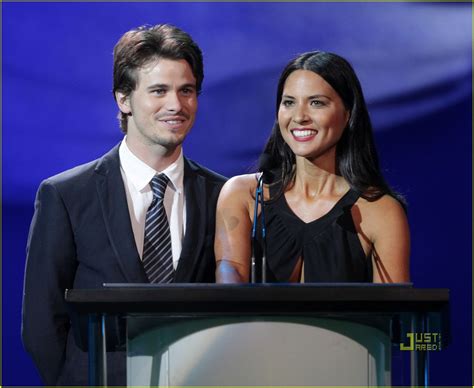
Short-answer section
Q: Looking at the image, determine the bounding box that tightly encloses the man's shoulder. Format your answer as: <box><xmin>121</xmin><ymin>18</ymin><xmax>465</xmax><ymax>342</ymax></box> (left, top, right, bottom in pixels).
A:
<box><xmin>185</xmin><ymin>158</ymin><xmax>228</xmax><ymax>185</ymax></box>
<box><xmin>44</xmin><ymin>160</ymin><xmax>97</xmax><ymax>186</ymax></box>
<box><xmin>41</xmin><ymin>145</ymin><xmax>120</xmax><ymax>189</ymax></box>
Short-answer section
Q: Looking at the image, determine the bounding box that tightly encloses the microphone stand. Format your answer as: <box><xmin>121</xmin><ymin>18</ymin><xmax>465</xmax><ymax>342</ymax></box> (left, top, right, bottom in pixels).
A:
<box><xmin>250</xmin><ymin>173</ymin><xmax>267</xmax><ymax>283</ymax></box>
<box><xmin>259</xmin><ymin>175</ymin><xmax>267</xmax><ymax>283</ymax></box>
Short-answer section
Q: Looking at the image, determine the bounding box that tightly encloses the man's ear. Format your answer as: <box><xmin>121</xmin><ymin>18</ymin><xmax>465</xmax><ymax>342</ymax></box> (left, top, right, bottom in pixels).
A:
<box><xmin>115</xmin><ymin>91</ymin><xmax>131</xmax><ymax>114</ymax></box>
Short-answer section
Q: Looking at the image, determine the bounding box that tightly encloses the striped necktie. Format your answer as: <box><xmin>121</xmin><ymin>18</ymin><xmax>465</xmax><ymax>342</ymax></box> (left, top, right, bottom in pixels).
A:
<box><xmin>142</xmin><ymin>173</ymin><xmax>175</xmax><ymax>283</ymax></box>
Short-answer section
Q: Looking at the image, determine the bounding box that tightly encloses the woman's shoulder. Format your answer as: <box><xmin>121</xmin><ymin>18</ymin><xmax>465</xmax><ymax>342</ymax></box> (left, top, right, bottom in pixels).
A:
<box><xmin>218</xmin><ymin>173</ymin><xmax>260</xmax><ymax>207</ymax></box>
<box><xmin>217</xmin><ymin>173</ymin><xmax>261</xmax><ymax>217</ymax></box>
<box><xmin>221</xmin><ymin>173</ymin><xmax>259</xmax><ymax>193</ymax></box>
<box><xmin>355</xmin><ymin>193</ymin><xmax>408</xmax><ymax>241</ymax></box>
<box><xmin>356</xmin><ymin>193</ymin><xmax>405</xmax><ymax>215</ymax></box>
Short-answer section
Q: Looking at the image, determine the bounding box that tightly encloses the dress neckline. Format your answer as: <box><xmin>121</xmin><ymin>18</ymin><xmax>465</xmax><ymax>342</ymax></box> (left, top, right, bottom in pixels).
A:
<box><xmin>279</xmin><ymin>188</ymin><xmax>358</xmax><ymax>226</ymax></box>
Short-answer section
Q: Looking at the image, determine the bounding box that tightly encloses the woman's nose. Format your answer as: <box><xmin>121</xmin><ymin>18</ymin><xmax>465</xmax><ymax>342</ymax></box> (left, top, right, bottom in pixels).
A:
<box><xmin>292</xmin><ymin>104</ymin><xmax>310</xmax><ymax>124</ymax></box>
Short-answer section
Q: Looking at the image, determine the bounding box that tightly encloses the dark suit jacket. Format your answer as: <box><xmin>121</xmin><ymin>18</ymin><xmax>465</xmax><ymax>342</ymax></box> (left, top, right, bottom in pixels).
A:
<box><xmin>21</xmin><ymin>144</ymin><xmax>226</xmax><ymax>386</ymax></box>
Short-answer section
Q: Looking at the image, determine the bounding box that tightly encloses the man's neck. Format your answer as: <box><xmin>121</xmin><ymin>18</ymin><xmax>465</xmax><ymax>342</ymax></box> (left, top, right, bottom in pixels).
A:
<box><xmin>125</xmin><ymin>137</ymin><xmax>182</xmax><ymax>172</ymax></box>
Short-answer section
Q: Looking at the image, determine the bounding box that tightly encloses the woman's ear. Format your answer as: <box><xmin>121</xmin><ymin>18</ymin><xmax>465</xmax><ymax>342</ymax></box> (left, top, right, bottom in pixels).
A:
<box><xmin>115</xmin><ymin>91</ymin><xmax>131</xmax><ymax>114</ymax></box>
<box><xmin>344</xmin><ymin>109</ymin><xmax>351</xmax><ymax>127</ymax></box>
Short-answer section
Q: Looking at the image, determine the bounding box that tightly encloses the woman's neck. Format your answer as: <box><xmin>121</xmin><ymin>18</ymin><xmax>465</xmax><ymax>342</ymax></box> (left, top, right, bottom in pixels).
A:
<box><xmin>292</xmin><ymin>156</ymin><xmax>348</xmax><ymax>198</ymax></box>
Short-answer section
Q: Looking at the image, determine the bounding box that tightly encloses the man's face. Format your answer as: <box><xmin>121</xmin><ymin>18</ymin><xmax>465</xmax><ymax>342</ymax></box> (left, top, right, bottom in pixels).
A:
<box><xmin>117</xmin><ymin>58</ymin><xmax>198</xmax><ymax>152</ymax></box>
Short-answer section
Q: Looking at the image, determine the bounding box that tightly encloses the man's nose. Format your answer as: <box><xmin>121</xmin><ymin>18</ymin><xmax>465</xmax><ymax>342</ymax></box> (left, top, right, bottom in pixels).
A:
<box><xmin>164</xmin><ymin>92</ymin><xmax>183</xmax><ymax>112</ymax></box>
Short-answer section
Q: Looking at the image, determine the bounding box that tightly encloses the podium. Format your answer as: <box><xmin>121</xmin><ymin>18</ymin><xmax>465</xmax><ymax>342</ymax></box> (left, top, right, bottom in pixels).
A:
<box><xmin>65</xmin><ymin>284</ymin><xmax>449</xmax><ymax>387</ymax></box>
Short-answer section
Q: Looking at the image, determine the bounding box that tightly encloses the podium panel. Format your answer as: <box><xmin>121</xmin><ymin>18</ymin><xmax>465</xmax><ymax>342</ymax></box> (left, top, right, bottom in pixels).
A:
<box><xmin>65</xmin><ymin>284</ymin><xmax>450</xmax><ymax>387</ymax></box>
<box><xmin>127</xmin><ymin>316</ymin><xmax>391</xmax><ymax>386</ymax></box>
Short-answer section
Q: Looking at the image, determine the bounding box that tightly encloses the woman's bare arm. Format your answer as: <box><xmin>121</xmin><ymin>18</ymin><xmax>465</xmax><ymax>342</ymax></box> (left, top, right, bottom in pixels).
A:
<box><xmin>358</xmin><ymin>195</ymin><xmax>410</xmax><ymax>283</ymax></box>
<box><xmin>215</xmin><ymin>175</ymin><xmax>257</xmax><ymax>283</ymax></box>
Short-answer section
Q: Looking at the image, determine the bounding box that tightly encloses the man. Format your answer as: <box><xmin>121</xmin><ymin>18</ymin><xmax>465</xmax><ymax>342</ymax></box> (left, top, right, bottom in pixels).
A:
<box><xmin>22</xmin><ymin>24</ymin><xmax>226</xmax><ymax>386</ymax></box>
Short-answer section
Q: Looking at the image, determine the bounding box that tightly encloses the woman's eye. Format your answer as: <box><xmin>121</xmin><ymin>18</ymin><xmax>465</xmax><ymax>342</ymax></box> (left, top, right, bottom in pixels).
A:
<box><xmin>282</xmin><ymin>100</ymin><xmax>294</xmax><ymax>107</ymax></box>
<box><xmin>311</xmin><ymin>100</ymin><xmax>325</xmax><ymax>107</ymax></box>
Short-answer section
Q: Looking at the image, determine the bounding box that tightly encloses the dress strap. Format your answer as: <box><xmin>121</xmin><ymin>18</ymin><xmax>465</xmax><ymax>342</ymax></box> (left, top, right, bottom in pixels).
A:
<box><xmin>335</xmin><ymin>188</ymin><xmax>361</xmax><ymax>210</ymax></box>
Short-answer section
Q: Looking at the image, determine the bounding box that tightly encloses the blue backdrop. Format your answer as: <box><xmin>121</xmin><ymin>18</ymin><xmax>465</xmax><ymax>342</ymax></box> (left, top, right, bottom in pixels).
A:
<box><xmin>3</xmin><ymin>2</ymin><xmax>472</xmax><ymax>386</ymax></box>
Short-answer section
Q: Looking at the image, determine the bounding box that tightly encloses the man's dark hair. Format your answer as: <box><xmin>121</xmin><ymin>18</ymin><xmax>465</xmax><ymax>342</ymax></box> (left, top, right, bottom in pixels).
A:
<box><xmin>262</xmin><ymin>51</ymin><xmax>405</xmax><ymax>205</ymax></box>
<box><xmin>113</xmin><ymin>24</ymin><xmax>204</xmax><ymax>133</ymax></box>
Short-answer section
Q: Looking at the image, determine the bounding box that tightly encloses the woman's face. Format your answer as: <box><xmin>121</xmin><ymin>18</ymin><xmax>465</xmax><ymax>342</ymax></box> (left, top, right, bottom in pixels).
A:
<box><xmin>278</xmin><ymin>69</ymin><xmax>349</xmax><ymax>163</ymax></box>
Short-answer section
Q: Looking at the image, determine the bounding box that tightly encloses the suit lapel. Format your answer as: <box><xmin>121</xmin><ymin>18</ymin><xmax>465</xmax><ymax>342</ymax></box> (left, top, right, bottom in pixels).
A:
<box><xmin>94</xmin><ymin>145</ymin><xmax>148</xmax><ymax>283</ymax></box>
<box><xmin>174</xmin><ymin>158</ymin><xmax>207</xmax><ymax>282</ymax></box>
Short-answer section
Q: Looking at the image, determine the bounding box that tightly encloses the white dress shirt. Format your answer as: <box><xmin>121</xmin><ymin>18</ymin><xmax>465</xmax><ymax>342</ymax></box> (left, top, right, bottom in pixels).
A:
<box><xmin>119</xmin><ymin>139</ymin><xmax>186</xmax><ymax>269</ymax></box>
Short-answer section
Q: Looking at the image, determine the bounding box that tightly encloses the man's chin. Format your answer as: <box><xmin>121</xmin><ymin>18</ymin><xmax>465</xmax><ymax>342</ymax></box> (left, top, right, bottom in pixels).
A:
<box><xmin>152</xmin><ymin>135</ymin><xmax>185</xmax><ymax>151</ymax></box>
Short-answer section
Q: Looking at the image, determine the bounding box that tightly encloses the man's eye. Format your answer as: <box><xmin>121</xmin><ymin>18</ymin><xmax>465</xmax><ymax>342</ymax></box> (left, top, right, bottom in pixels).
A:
<box><xmin>152</xmin><ymin>89</ymin><xmax>166</xmax><ymax>95</ymax></box>
<box><xmin>181</xmin><ymin>88</ymin><xmax>194</xmax><ymax>95</ymax></box>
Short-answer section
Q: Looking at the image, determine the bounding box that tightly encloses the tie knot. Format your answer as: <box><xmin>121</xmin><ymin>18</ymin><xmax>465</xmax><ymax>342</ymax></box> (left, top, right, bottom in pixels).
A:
<box><xmin>150</xmin><ymin>173</ymin><xmax>169</xmax><ymax>200</ymax></box>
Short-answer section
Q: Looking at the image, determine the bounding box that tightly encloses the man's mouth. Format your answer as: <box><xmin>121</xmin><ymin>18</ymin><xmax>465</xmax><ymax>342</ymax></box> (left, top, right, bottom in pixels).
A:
<box><xmin>162</xmin><ymin>120</ymin><xmax>184</xmax><ymax>125</ymax></box>
<box><xmin>158</xmin><ymin>115</ymin><xmax>188</xmax><ymax>127</ymax></box>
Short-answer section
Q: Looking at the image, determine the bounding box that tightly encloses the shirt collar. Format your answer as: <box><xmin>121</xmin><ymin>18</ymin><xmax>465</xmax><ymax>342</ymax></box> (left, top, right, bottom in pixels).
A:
<box><xmin>119</xmin><ymin>137</ymin><xmax>184</xmax><ymax>194</ymax></box>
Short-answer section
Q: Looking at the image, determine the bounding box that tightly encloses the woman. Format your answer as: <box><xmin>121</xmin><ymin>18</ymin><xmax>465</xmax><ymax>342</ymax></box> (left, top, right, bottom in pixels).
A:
<box><xmin>215</xmin><ymin>51</ymin><xmax>410</xmax><ymax>283</ymax></box>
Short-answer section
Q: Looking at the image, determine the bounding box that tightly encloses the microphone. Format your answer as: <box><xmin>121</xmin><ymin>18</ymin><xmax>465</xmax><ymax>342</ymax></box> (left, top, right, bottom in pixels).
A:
<box><xmin>258</xmin><ymin>153</ymin><xmax>275</xmax><ymax>184</ymax></box>
<box><xmin>250</xmin><ymin>153</ymin><xmax>273</xmax><ymax>283</ymax></box>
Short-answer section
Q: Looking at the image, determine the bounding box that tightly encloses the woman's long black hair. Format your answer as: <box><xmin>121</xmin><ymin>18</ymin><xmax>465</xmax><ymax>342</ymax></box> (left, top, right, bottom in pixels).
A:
<box><xmin>261</xmin><ymin>51</ymin><xmax>405</xmax><ymax>206</ymax></box>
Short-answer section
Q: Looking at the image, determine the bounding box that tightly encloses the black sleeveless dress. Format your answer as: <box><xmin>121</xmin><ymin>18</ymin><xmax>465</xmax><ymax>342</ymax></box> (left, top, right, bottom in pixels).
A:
<box><xmin>256</xmin><ymin>185</ymin><xmax>372</xmax><ymax>283</ymax></box>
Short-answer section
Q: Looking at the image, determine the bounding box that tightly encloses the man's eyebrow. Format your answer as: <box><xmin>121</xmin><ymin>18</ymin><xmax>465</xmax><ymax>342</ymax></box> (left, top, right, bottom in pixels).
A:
<box><xmin>146</xmin><ymin>83</ymin><xmax>169</xmax><ymax>90</ymax></box>
<box><xmin>180</xmin><ymin>83</ymin><xmax>197</xmax><ymax>90</ymax></box>
<box><xmin>146</xmin><ymin>83</ymin><xmax>197</xmax><ymax>91</ymax></box>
